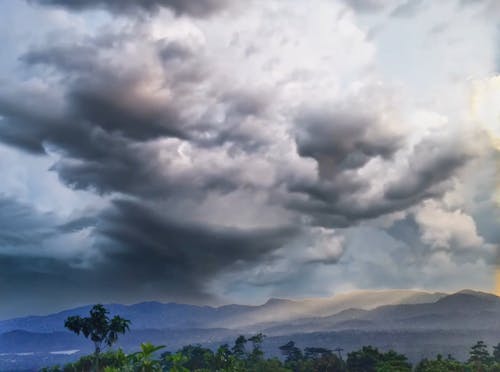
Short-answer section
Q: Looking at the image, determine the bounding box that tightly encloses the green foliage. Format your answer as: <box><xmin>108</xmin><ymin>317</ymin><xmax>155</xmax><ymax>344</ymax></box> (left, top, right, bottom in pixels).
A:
<box><xmin>310</xmin><ymin>353</ymin><xmax>344</xmax><ymax>372</ymax></box>
<box><xmin>376</xmin><ymin>350</ymin><xmax>411</xmax><ymax>372</ymax></box>
<box><xmin>231</xmin><ymin>336</ymin><xmax>247</xmax><ymax>359</ymax></box>
<box><xmin>246</xmin><ymin>333</ymin><xmax>265</xmax><ymax>363</ymax></box>
<box><xmin>415</xmin><ymin>356</ymin><xmax>466</xmax><ymax>372</ymax></box>
<box><xmin>163</xmin><ymin>352</ymin><xmax>190</xmax><ymax>372</ymax></box>
<box><xmin>50</xmin><ymin>349</ymin><xmax>129</xmax><ymax>372</ymax></box>
<box><xmin>128</xmin><ymin>342</ymin><xmax>166</xmax><ymax>371</ymax></box>
<box><xmin>64</xmin><ymin>304</ymin><xmax>130</xmax><ymax>356</ymax></box>
<box><xmin>468</xmin><ymin>340</ymin><xmax>493</xmax><ymax>369</ymax></box>
<box><xmin>245</xmin><ymin>358</ymin><xmax>291</xmax><ymax>372</ymax></box>
<box><xmin>213</xmin><ymin>343</ymin><xmax>244</xmax><ymax>371</ymax></box>
<box><xmin>176</xmin><ymin>344</ymin><xmax>213</xmax><ymax>370</ymax></box>
<box><xmin>347</xmin><ymin>345</ymin><xmax>384</xmax><ymax>372</ymax></box>
<box><xmin>43</xmin><ymin>328</ymin><xmax>500</xmax><ymax>372</ymax></box>
<box><xmin>40</xmin><ymin>367</ymin><xmax>63</xmax><ymax>372</ymax></box>
<box><xmin>279</xmin><ymin>341</ymin><xmax>303</xmax><ymax>364</ymax></box>
<box><xmin>494</xmin><ymin>343</ymin><xmax>500</xmax><ymax>363</ymax></box>
<box><xmin>346</xmin><ymin>346</ymin><xmax>410</xmax><ymax>372</ymax></box>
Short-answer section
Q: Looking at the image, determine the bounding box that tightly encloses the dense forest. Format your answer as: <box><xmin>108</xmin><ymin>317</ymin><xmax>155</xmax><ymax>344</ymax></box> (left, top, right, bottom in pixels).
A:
<box><xmin>39</xmin><ymin>305</ymin><xmax>500</xmax><ymax>372</ymax></box>
<box><xmin>40</xmin><ymin>338</ymin><xmax>500</xmax><ymax>372</ymax></box>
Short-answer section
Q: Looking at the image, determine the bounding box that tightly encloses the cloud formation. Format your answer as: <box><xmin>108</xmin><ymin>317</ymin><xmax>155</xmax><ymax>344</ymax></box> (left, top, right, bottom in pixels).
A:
<box><xmin>0</xmin><ymin>0</ymin><xmax>497</xmax><ymax>317</ymax></box>
<box><xmin>31</xmin><ymin>0</ymin><xmax>235</xmax><ymax>17</ymax></box>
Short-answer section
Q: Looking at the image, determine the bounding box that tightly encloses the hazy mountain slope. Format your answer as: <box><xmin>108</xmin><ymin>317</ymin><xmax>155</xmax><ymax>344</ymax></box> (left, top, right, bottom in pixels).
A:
<box><xmin>0</xmin><ymin>289</ymin><xmax>443</xmax><ymax>333</ymax></box>
<box><xmin>261</xmin><ymin>290</ymin><xmax>500</xmax><ymax>334</ymax></box>
<box><xmin>0</xmin><ymin>303</ymin><xmax>222</xmax><ymax>333</ymax></box>
<box><xmin>209</xmin><ymin>290</ymin><xmax>445</xmax><ymax>328</ymax></box>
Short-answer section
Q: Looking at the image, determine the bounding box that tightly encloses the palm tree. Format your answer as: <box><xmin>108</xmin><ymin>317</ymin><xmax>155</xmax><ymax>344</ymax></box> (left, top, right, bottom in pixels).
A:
<box><xmin>64</xmin><ymin>304</ymin><xmax>130</xmax><ymax>371</ymax></box>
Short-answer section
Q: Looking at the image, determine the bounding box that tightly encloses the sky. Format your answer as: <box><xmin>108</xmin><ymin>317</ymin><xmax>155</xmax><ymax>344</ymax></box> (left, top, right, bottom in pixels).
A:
<box><xmin>0</xmin><ymin>0</ymin><xmax>499</xmax><ymax>319</ymax></box>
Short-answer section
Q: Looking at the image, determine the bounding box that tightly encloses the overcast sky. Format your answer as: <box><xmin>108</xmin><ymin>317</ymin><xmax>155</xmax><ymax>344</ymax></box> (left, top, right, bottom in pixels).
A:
<box><xmin>0</xmin><ymin>0</ymin><xmax>499</xmax><ymax>319</ymax></box>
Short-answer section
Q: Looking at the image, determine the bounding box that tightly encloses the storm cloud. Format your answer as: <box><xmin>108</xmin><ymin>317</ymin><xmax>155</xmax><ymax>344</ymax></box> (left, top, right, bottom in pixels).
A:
<box><xmin>0</xmin><ymin>0</ymin><xmax>497</xmax><ymax>317</ymax></box>
<box><xmin>31</xmin><ymin>0</ymin><xmax>235</xmax><ymax>17</ymax></box>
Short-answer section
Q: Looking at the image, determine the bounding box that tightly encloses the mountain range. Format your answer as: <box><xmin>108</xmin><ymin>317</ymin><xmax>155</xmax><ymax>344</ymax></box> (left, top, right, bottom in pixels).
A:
<box><xmin>2</xmin><ymin>289</ymin><xmax>499</xmax><ymax>371</ymax></box>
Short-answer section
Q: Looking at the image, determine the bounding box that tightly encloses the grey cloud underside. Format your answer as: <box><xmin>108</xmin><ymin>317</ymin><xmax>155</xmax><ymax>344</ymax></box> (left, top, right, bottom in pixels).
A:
<box><xmin>295</xmin><ymin>108</ymin><xmax>401</xmax><ymax>174</ymax></box>
<box><xmin>30</xmin><ymin>0</ymin><xmax>233</xmax><ymax>17</ymax></box>
<box><xmin>98</xmin><ymin>199</ymin><xmax>298</xmax><ymax>288</ymax></box>
<box><xmin>0</xmin><ymin>196</ymin><xmax>298</xmax><ymax>314</ymax></box>
<box><xmin>383</xmin><ymin>138</ymin><xmax>469</xmax><ymax>200</ymax></box>
<box><xmin>21</xmin><ymin>44</ymin><xmax>188</xmax><ymax>143</ymax></box>
<box><xmin>0</xmin><ymin>197</ymin><xmax>56</xmax><ymax>247</ymax></box>
<box><xmin>287</xmin><ymin>102</ymin><xmax>469</xmax><ymax>227</ymax></box>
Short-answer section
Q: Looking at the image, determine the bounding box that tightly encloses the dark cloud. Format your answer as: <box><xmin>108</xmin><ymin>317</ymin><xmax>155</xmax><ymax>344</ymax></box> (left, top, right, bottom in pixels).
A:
<box><xmin>31</xmin><ymin>0</ymin><xmax>233</xmax><ymax>17</ymax></box>
<box><xmin>384</xmin><ymin>136</ymin><xmax>469</xmax><ymax>200</ymax></box>
<box><xmin>0</xmin><ymin>198</ymin><xmax>298</xmax><ymax>318</ymax></box>
<box><xmin>0</xmin><ymin>30</ymin><xmax>302</xmax><ymax>315</ymax></box>
<box><xmin>22</xmin><ymin>43</ymin><xmax>188</xmax><ymax>142</ymax></box>
<box><xmin>295</xmin><ymin>107</ymin><xmax>401</xmax><ymax>177</ymax></box>
<box><xmin>287</xmin><ymin>103</ymin><xmax>471</xmax><ymax>228</ymax></box>
<box><xmin>0</xmin><ymin>195</ymin><xmax>100</xmax><ymax>318</ymax></box>
<box><xmin>0</xmin><ymin>255</ymin><xmax>90</xmax><ymax>318</ymax></box>
<box><xmin>95</xmin><ymin>199</ymin><xmax>298</xmax><ymax>297</ymax></box>
<box><xmin>0</xmin><ymin>196</ymin><xmax>56</xmax><ymax>248</ymax></box>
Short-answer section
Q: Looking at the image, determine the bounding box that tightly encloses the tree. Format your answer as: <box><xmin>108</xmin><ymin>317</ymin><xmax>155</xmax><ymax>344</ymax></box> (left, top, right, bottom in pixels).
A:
<box><xmin>347</xmin><ymin>346</ymin><xmax>384</xmax><ymax>372</ymax></box>
<box><xmin>211</xmin><ymin>342</ymin><xmax>245</xmax><ymax>372</ymax></box>
<box><xmin>177</xmin><ymin>344</ymin><xmax>214</xmax><ymax>370</ymax></box>
<box><xmin>280</xmin><ymin>341</ymin><xmax>303</xmax><ymax>364</ymax></box>
<box><xmin>232</xmin><ymin>335</ymin><xmax>247</xmax><ymax>358</ymax></box>
<box><xmin>316</xmin><ymin>354</ymin><xmax>345</xmax><ymax>372</ymax></box>
<box><xmin>304</xmin><ymin>347</ymin><xmax>333</xmax><ymax>360</ymax></box>
<box><xmin>248</xmin><ymin>333</ymin><xmax>266</xmax><ymax>362</ymax></box>
<box><xmin>376</xmin><ymin>350</ymin><xmax>411</xmax><ymax>372</ymax></box>
<box><xmin>164</xmin><ymin>353</ymin><xmax>189</xmax><ymax>372</ymax></box>
<box><xmin>468</xmin><ymin>340</ymin><xmax>492</xmax><ymax>366</ymax></box>
<box><xmin>64</xmin><ymin>304</ymin><xmax>130</xmax><ymax>371</ymax></box>
<box><xmin>493</xmin><ymin>343</ymin><xmax>500</xmax><ymax>363</ymax></box>
<box><xmin>306</xmin><ymin>349</ymin><xmax>344</xmax><ymax>372</ymax></box>
<box><xmin>347</xmin><ymin>347</ymin><xmax>410</xmax><ymax>372</ymax></box>
<box><xmin>414</xmin><ymin>357</ymin><xmax>464</xmax><ymax>372</ymax></box>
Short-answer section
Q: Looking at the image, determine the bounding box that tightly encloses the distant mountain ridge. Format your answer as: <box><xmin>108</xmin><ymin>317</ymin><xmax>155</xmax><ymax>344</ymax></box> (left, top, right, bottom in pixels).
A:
<box><xmin>0</xmin><ymin>289</ymin><xmax>444</xmax><ymax>334</ymax></box>
<box><xmin>261</xmin><ymin>290</ymin><xmax>500</xmax><ymax>335</ymax></box>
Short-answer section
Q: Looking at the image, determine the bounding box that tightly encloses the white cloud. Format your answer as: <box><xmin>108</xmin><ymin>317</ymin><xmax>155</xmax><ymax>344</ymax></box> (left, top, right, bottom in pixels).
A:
<box><xmin>414</xmin><ymin>200</ymin><xmax>485</xmax><ymax>251</ymax></box>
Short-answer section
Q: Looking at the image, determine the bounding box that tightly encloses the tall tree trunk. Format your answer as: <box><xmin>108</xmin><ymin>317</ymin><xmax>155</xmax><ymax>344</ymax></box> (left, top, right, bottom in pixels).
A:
<box><xmin>93</xmin><ymin>343</ymin><xmax>101</xmax><ymax>372</ymax></box>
